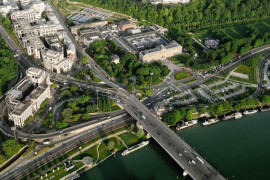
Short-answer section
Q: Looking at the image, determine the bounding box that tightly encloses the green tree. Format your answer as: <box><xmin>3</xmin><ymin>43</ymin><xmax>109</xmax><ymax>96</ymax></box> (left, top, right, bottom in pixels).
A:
<box><xmin>261</xmin><ymin>95</ymin><xmax>270</xmax><ymax>105</ymax></box>
<box><xmin>81</xmin><ymin>56</ymin><xmax>89</xmax><ymax>65</ymax></box>
<box><xmin>164</xmin><ymin>110</ymin><xmax>181</xmax><ymax>126</ymax></box>
<box><xmin>73</xmin><ymin>114</ymin><xmax>81</xmax><ymax>121</ymax></box>
<box><xmin>51</xmin><ymin>83</ymin><xmax>58</xmax><ymax>88</ymax></box>
<box><xmin>234</xmin><ymin>104</ymin><xmax>242</xmax><ymax>112</ymax></box>
<box><xmin>107</xmin><ymin>141</ymin><xmax>115</xmax><ymax>151</ymax></box>
<box><xmin>56</xmin><ymin>121</ymin><xmax>69</xmax><ymax>130</ymax></box>
<box><xmin>70</xmin><ymin>85</ymin><xmax>78</xmax><ymax>93</ymax></box>
<box><xmin>2</xmin><ymin>139</ymin><xmax>23</xmax><ymax>158</ymax></box>
<box><xmin>40</xmin><ymin>98</ymin><xmax>49</xmax><ymax>108</ymax></box>
<box><xmin>145</xmin><ymin>89</ymin><xmax>152</xmax><ymax>96</ymax></box>
<box><xmin>62</xmin><ymin>108</ymin><xmax>73</xmax><ymax>119</ymax></box>
<box><xmin>60</xmin><ymin>90</ymin><xmax>72</xmax><ymax>99</ymax></box>
<box><xmin>82</xmin><ymin>113</ymin><xmax>91</xmax><ymax>120</ymax></box>
<box><xmin>136</xmin><ymin>129</ymin><xmax>145</xmax><ymax>139</ymax></box>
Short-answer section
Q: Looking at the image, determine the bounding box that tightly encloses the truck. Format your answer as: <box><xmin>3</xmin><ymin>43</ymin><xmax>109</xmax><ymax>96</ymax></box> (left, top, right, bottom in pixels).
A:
<box><xmin>43</xmin><ymin>139</ymin><xmax>50</xmax><ymax>145</ymax></box>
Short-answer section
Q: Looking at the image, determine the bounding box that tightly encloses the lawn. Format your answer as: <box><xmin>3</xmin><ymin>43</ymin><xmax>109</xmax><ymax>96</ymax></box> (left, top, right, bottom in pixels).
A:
<box><xmin>234</xmin><ymin>65</ymin><xmax>252</xmax><ymax>75</ymax></box>
<box><xmin>174</xmin><ymin>72</ymin><xmax>193</xmax><ymax>80</ymax></box>
<box><xmin>119</xmin><ymin>132</ymin><xmax>139</xmax><ymax>146</ymax></box>
<box><xmin>73</xmin><ymin>144</ymin><xmax>99</xmax><ymax>162</ymax></box>
<box><xmin>97</xmin><ymin>142</ymin><xmax>111</xmax><ymax>162</ymax></box>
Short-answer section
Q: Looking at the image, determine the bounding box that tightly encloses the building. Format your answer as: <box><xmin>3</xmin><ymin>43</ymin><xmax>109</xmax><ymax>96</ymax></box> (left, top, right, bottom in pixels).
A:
<box><xmin>118</xmin><ymin>21</ymin><xmax>137</xmax><ymax>31</ymax></box>
<box><xmin>14</xmin><ymin>21</ymin><xmax>57</xmax><ymax>38</ymax></box>
<box><xmin>139</xmin><ymin>41</ymin><xmax>182</xmax><ymax>63</ymax></box>
<box><xmin>0</xmin><ymin>0</ymin><xmax>19</xmax><ymax>17</ymax></box>
<box><xmin>22</xmin><ymin>35</ymin><xmax>45</xmax><ymax>58</ymax></box>
<box><xmin>5</xmin><ymin>68</ymin><xmax>51</xmax><ymax>128</ymax></box>
<box><xmin>20</xmin><ymin>0</ymin><xmax>45</xmax><ymax>12</ymax></box>
<box><xmin>11</xmin><ymin>8</ymin><xmax>40</xmax><ymax>23</ymax></box>
<box><xmin>45</xmin><ymin>36</ymin><xmax>62</xmax><ymax>52</ymax></box>
<box><xmin>83</xmin><ymin>33</ymin><xmax>101</xmax><ymax>47</ymax></box>
<box><xmin>41</xmin><ymin>48</ymin><xmax>71</xmax><ymax>73</ymax></box>
<box><xmin>70</xmin><ymin>20</ymin><xmax>108</xmax><ymax>34</ymax></box>
<box><xmin>109</xmin><ymin>54</ymin><xmax>120</xmax><ymax>64</ymax></box>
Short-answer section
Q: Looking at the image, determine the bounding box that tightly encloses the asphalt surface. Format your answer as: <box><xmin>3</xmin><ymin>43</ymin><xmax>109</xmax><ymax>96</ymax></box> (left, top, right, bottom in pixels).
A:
<box><xmin>0</xmin><ymin>117</ymin><xmax>133</xmax><ymax>180</ymax></box>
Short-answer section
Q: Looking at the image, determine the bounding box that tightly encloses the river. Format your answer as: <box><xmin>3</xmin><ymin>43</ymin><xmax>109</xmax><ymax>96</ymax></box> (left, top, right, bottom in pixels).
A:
<box><xmin>79</xmin><ymin>111</ymin><xmax>270</xmax><ymax>180</ymax></box>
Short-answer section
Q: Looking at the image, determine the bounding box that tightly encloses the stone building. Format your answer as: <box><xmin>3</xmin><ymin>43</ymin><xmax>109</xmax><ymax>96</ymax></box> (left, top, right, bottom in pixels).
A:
<box><xmin>5</xmin><ymin>68</ymin><xmax>51</xmax><ymax>127</ymax></box>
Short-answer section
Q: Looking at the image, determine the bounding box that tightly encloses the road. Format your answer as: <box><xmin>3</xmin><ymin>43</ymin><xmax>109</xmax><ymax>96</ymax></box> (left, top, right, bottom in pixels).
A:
<box><xmin>0</xmin><ymin>117</ymin><xmax>133</xmax><ymax>180</ymax></box>
<box><xmin>47</xmin><ymin>2</ymin><xmax>226</xmax><ymax>179</ymax></box>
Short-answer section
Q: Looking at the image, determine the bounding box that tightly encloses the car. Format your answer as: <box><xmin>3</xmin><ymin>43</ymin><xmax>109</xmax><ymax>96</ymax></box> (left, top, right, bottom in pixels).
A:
<box><xmin>59</xmin><ymin>131</ymin><xmax>63</xmax><ymax>134</ymax></box>
<box><xmin>178</xmin><ymin>153</ymin><xmax>182</xmax><ymax>157</ymax></box>
<box><xmin>107</xmin><ymin>116</ymin><xmax>111</xmax><ymax>119</ymax></box>
<box><xmin>49</xmin><ymin>107</ymin><xmax>52</xmax><ymax>111</ymax></box>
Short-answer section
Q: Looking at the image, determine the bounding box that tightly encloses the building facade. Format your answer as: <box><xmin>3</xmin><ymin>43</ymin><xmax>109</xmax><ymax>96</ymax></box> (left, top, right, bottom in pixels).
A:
<box><xmin>5</xmin><ymin>68</ymin><xmax>51</xmax><ymax>128</ymax></box>
<box><xmin>139</xmin><ymin>41</ymin><xmax>182</xmax><ymax>63</ymax></box>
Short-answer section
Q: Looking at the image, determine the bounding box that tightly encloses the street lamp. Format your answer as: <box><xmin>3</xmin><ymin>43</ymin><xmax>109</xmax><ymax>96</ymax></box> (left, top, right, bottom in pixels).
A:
<box><xmin>150</xmin><ymin>72</ymin><xmax>154</xmax><ymax>89</ymax></box>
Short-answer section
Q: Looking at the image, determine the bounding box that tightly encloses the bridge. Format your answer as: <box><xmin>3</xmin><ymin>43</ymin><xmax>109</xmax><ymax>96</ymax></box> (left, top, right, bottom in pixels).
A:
<box><xmin>0</xmin><ymin>2</ymin><xmax>228</xmax><ymax>179</ymax></box>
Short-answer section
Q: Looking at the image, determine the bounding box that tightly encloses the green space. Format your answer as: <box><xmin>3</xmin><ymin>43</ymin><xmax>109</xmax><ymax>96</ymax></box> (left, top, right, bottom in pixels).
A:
<box><xmin>73</xmin><ymin>144</ymin><xmax>99</xmax><ymax>162</ymax></box>
<box><xmin>174</xmin><ymin>72</ymin><xmax>192</xmax><ymax>81</ymax></box>
<box><xmin>230</xmin><ymin>53</ymin><xmax>266</xmax><ymax>84</ymax></box>
<box><xmin>0</xmin><ymin>36</ymin><xmax>18</xmax><ymax>96</ymax></box>
<box><xmin>0</xmin><ymin>139</ymin><xmax>23</xmax><ymax>165</ymax></box>
<box><xmin>119</xmin><ymin>132</ymin><xmax>139</xmax><ymax>146</ymax></box>
<box><xmin>87</xmin><ymin>40</ymin><xmax>170</xmax><ymax>94</ymax></box>
<box><xmin>234</xmin><ymin>65</ymin><xmax>252</xmax><ymax>76</ymax></box>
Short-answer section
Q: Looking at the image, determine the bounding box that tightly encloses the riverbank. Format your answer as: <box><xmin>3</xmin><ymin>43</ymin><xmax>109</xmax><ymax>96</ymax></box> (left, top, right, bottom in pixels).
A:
<box><xmin>78</xmin><ymin>111</ymin><xmax>270</xmax><ymax>180</ymax></box>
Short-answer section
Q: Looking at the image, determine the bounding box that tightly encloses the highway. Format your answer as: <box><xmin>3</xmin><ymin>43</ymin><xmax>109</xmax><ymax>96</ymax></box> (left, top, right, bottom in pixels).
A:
<box><xmin>0</xmin><ymin>117</ymin><xmax>133</xmax><ymax>180</ymax></box>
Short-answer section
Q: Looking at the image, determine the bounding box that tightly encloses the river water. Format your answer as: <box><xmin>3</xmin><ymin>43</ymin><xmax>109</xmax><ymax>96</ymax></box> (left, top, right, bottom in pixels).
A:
<box><xmin>79</xmin><ymin>111</ymin><xmax>270</xmax><ymax>180</ymax></box>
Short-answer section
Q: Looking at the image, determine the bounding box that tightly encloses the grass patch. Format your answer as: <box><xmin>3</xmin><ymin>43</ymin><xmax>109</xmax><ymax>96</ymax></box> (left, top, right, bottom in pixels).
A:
<box><xmin>119</xmin><ymin>132</ymin><xmax>139</xmax><ymax>147</ymax></box>
<box><xmin>97</xmin><ymin>142</ymin><xmax>111</xmax><ymax>162</ymax></box>
<box><xmin>234</xmin><ymin>65</ymin><xmax>252</xmax><ymax>75</ymax></box>
<box><xmin>175</xmin><ymin>72</ymin><xmax>193</xmax><ymax>80</ymax></box>
<box><xmin>73</xmin><ymin>144</ymin><xmax>98</xmax><ymax>162</ymax></box>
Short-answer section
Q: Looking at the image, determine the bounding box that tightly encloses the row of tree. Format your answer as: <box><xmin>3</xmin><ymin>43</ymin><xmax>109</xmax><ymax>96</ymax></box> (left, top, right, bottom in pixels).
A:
<box><xmin>164</xmin><ymin>96</ymin><xmax>270</xmax><ymax>126</ymax></box>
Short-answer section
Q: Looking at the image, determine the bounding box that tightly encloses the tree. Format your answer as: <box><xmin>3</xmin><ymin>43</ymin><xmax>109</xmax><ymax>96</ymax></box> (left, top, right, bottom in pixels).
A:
<box><xmin>70</xmin><ymin>85</ymin><xmax>78</xmax><ymax>93</ymax></box>
<box><xmin>2</xmin><ymin>139</ymin><xmax>23</xmax><ymax>158</ymax></box>
<box><xmin>136</xmin><ymin>129</ymin><xmax>145</xmax><ymax>139</ymax></box>
<box><xmin>60</xmin><ymin>90</ymin><xmax>72</xmax><ymax>99</ymax></box>
<box><xmin>129</xmin><ymin>124</ymin><xmax>135</xmax><ymax>132</ymax></box>
<box><xmin>261</xmin><ymin>95</ymin><xmax>270</xmax><ymax>105</ymax></box>
<box><xmin>164</xmin><ymin>110</ymin><xmax>180</xmax><ymax>126</ymax></box>
<box><xmin>0</xmin><ymin>154</ymin><xmax>7</xmax><ymax>165</ymax></box>
<box><xmin>81</xmin><ymin>56</ymin><xmax>89</xmax><ymax>65</ymax></box>
<box><xmin>82</xmin><ymin>113</ymin><xmax>91</xmax><ymax>120</ymax></box>
<box><xmin>62</xmin><ymin>108</ymin><xmax>73</xmax><ymax>119</ymax></box>
<box><xmin>77</xmin><ymin>95</ymin><xmax>90</xmax><ymax>105</ymax></box>
<box><xmin>40</xmin><ymin>98</ymin><xmax>49</xmax><ymax>108</ymax></box>
<box><xmin>56</xmin><ymin>121</ymin><xmax>69</xmax><ymax>130</ymax></box>
<box><xmin>107</xmin><ymin>141</ymin><xmax>115</xmax><ymax>151</ymax></box>
<box><xmin>51</xmin><ymin>83</ymin><xmax>58</xmax><ymax>88</ymax></box>
<box><xmin>73</xmin><ymin>114</ymin><xmax>81</xmax><ymax>121</ymax></box>
<box><xmin>234</xmin><ymin>104</ymin><xmax>242</xmax><ymax>112</ymax></box>
<box><xmin>186</xmin><ymin>109</ymin><xmax>194</xmax><ymax>120</ymax></box>
<box><xmin>145</xmin><ymin>89</ymin><xmax>152</xmax><ymax>96</ymax></box>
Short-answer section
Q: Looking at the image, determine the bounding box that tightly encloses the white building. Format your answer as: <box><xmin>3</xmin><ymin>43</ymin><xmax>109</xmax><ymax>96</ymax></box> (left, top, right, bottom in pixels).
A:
<box><xmin>11</xmin><ymin>8</ymin><xmax>41</xmax><ymax>23</ymax></box>
<box><xmin>22</xmin><ymin>35</ymin><xmax>45</xmax><ymax>58</ymax></box>
<box><xmin>0</xmin><ymin>0</ymin><xmax>19</xmax><ymax>17</ymax></box>
<box><xmin>20</xmin><ymin>0</ymin><xmax>45</xmax><ymax>12</ymax></box>
<box><xmin>41</xmin><ymin>48</ymin><xmax>71</xmax><ymax>73</ymax></box>
<box><xmin>5</xmin><ymin>68</ymin><xmax>51</xmax><ymax>128</ymax></box>
<box><xmin>139</xmin><ymin>41</ymin><xmax>182</xmax><ymax>63</ymax></box>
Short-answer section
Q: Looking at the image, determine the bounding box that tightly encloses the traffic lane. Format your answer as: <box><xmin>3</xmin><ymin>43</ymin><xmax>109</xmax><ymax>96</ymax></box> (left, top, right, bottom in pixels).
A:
<box><xmin>1</xmin><ymin>118</ymin><xmax>133</xmax><ymax>180</ymax></box>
